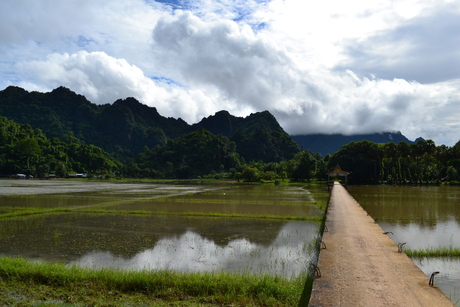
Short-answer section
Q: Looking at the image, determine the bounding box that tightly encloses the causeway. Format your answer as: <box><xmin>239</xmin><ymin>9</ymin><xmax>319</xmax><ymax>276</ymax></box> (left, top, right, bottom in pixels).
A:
<box><xmin>309</xmin><ymin>182</ymin><xmax>455</xmax><ymax>307</ymax></box>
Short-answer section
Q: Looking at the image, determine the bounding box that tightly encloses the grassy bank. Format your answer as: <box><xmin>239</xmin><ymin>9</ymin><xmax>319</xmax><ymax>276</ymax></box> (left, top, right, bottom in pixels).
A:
<box><xmin>0</xmin><ymin>256</ymin><xmax>310</xmax><ymax>306</ymax></box>
<box><xmin>405</xmin><ymin>246</ymin><xmax>460</xmax><ymax>258</ymax></box>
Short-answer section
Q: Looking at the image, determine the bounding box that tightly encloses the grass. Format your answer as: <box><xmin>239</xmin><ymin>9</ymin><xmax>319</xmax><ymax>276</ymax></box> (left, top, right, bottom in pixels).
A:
<box><xmin>405</xmin><ymin>246</ymin><xmax>460</xmax><ymax>258</ymax></box>
<box><xmin>0</xmin><ymin>207</ymin><xmax>323</xmax><ymax>221</ymax></box>
<box><xmin>0</xmin><ymin>256</ymin><xmax>311</xmax><ymax>306</ymax></box>
<box><xmin>145</xmin><ymin>196</ymin><xmax>310</xmax><ymax>206</ymax></box>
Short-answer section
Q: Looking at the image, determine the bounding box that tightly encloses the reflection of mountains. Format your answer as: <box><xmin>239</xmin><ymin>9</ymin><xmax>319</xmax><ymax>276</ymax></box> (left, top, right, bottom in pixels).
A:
<box><xmin>69</xmin><ymin>222</ymin><xmax>320</xmax><ymax>277</ymax></box>
<box><xmin>0</xmin><ymin>214</ymin><xmax>320</xmax><ymax>260</ymax></box>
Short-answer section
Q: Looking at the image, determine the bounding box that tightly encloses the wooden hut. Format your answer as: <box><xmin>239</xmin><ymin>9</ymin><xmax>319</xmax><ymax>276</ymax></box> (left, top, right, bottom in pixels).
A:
<box><xmin>327</xmin><ymin>165</ymin><xmax>349</xmax><ymax>188</ymax></box>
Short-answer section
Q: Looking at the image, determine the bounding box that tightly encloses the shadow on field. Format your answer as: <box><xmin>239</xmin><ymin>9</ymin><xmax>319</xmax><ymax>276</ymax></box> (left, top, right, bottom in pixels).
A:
<box><xmin>298</xmin><ymin>276</ymin><xmax>314</xmax><ymax>307</ymax></box>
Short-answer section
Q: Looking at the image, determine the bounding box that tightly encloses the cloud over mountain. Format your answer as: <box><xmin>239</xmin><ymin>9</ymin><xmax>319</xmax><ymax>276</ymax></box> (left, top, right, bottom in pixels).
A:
<box><xmin>1</xmin><ymin>0</ymin><xmax>460</xmax><ymax>145</ymax></box>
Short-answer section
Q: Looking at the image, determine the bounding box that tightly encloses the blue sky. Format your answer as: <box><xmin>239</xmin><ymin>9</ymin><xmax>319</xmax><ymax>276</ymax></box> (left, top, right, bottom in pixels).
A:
<box><xmin>1</xmin><ymin>0</ymin><xmax>460</xmax><ymax>145</ymax></box>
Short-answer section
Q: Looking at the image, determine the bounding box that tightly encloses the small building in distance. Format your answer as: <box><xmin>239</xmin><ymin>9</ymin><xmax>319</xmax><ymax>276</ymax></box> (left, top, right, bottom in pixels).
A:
<box><xmin>327</xmin><ymin>165</ymin><xmax>349</xmax><ymax>188</ymax></box>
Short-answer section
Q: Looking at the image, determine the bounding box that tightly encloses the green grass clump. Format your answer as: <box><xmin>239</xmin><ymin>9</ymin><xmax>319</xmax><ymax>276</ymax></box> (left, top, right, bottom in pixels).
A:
<box><xmin>405</xmin><ymin>246</ymin><xmax>460</xmax><ymax>258</ymax></box>
<box><xmin>0</xmin><ymin>207</ymin><xmax>72</xmax><ymax>218</ymax></box>
<box><xmin>0</xmin><ymin>256</ymin><xmax>311</xmax><ymax>306</ymax></box>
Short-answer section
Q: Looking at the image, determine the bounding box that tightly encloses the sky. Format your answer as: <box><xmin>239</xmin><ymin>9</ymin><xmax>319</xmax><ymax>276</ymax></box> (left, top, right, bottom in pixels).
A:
<box><xmin>1</xmin><ymin>0</ymin><xmax>459</xmax><ymax>146</ymax></box>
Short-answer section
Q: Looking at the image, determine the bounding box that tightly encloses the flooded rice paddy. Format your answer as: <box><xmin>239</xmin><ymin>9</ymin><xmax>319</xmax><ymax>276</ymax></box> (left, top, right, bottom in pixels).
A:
<box><xmin>348</xmin><ymin>185</ymin><xmax>460</xmax><ymax>306</ymax></box>
<box><xmin>0</xmin><ymin>180</ymin><xmax>328</xmax><ymax>279</ymax></box>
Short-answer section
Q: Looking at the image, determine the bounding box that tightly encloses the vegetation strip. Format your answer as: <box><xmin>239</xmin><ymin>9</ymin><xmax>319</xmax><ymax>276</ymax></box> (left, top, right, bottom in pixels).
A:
<box><xmin>405</xmin><ymin>246</ymin><xmax>460</xmax><ymax>258</ymax></box>
<box><xmin>0</xmin><ymin>207</ymin><xmax>323</xmax><ymax>221</ymax></box>
<box><xmin>141</xmin><ymin>197</ymin><xmax>312</xmax><ymax>206</ymax></box>
<box><xmin>0</xmin><ymin>256</ymin><xmax>309</xmax><ymax>306</ymax></box>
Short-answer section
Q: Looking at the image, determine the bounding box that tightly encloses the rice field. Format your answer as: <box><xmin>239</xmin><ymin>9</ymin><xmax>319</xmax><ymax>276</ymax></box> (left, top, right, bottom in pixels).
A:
<box><xmin>0</xmin><ymin>180</ymin><xmax>329</xmax><ymax>306</ymax></box>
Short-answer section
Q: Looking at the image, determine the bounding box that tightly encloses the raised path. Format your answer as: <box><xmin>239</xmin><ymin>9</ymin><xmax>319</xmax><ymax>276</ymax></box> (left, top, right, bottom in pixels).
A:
<box><xmin>309</xmin><ymin>182</ymin><xmax>455</xmax><ymax>307</ymax></box>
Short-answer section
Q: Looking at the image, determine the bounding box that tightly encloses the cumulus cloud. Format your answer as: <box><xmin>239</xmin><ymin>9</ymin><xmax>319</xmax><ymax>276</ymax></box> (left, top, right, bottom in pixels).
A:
<box><xmin>150</xmin><ymin>11</ymin><xmax>460</xmax><ymax>144</ymax></box>
<box><xmin>152</xmin><ymin>12</ymin><xmax>303</xmax><ymax>110</ymax></box>
<box><xmin>16</xmin><ymin>51</ymin><xmax>220</xmax><ymax>123</ymax></box>
<box><xmin>337</xmin><ymin>3</ymin><xmax>460</xmax><ymax>83</ymax></box>
<box><xmin>2</xmin><ymin>0</ymin><xmax>460</xmax><ymax>146</ymax></box>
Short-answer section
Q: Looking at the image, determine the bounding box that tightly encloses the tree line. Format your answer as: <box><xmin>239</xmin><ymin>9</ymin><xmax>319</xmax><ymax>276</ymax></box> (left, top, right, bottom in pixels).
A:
<box><xmin>2</xmin><ymin>115</ymin><xmax>460</xmax><ymax>184</ymax></box>
<box><xmin>0</xmin><ymin>116</ymin><xmax>121</xmax><ymax>178</ymax></box>
<box><xmin>328</xmin><ymin>139</ymin><xmax>460</xmax><ymax>184</ymax></box>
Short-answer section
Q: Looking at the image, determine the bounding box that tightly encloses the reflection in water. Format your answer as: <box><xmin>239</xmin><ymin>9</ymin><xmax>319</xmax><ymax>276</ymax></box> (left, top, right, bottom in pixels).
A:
<box><xmin>412</xmin><ymin>258</ymin><xmax>460</xmax><ymax>305</ymax></box>
<box><xmin>379</xmin><ymin>219</ymin><xmax>460</xmax><ymax>250</ymax></box>
<box><xmin>69</xmin><ymin>222</ymin><xmax>318</xmax><ymax>278</ymax></box>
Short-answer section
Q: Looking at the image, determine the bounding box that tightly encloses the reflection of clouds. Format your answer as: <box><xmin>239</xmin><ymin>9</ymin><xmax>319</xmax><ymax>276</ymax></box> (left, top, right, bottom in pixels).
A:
<box><xmin>69</xmin><ymin>222</ymin><xmax>318</xmax><ymax>278</ymax></box>
<box><xmin>380</xmin><ymin>219</ymin><xmax>460</xmax><ymax>250</ymax></box>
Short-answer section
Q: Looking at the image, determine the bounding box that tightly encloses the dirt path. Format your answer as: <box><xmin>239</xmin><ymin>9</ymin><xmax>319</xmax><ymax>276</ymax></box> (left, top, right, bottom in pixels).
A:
<box><xmin>309</xmin><ymin>182</ymin><xmax>455</xmax><ymax>307</ymax></box>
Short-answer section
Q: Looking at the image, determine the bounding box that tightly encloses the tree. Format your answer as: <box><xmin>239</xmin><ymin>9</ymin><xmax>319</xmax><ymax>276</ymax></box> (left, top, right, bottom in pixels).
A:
<box><xmin>135</xmin><ymin>129</ymin><xmax>243</xmax><ymax>178</ymax></box>
<box><xmin>241</xmin><ymin>167</ymin><xmax>261</xmax><ymax>182</ymax></box>
<box><xmin>13</xmin><ymin>138</ymin><xmax>41</xmax><ymax>173</ymax></box>
<box><xmin>291</xmin><ymin>150</ymin><xmax>317</xmax><ymax>181</ymax></box>
<box><xmin>329</xmin><ymin>141</ymin><xmax>381</xmax><ymax>184</ymax></box>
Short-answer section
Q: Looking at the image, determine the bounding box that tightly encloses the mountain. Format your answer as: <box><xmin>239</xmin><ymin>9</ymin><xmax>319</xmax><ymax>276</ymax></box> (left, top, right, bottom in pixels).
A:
<box><xmin>190</xmin><ymin>110</ymin><xmax>300</xmax><ymax>162</ymax></box>
<box><xmin>0</xmin><ymin>86</ymin><xmax>194</xmax><ymax>160</ymax></box>
<box><xmin>0</xmin><ymin>86</ymin><xmax>300</xmax><ymax>163</ymax></box>
<box><xmin>191</xmin><ymin>110</ymin><xmax>284</xmax><ymax>136</ymax></box>
<box><xmin>291</xmin><ymin>132</ymin><xmax>415</xmax><ymax>157</ymax></box>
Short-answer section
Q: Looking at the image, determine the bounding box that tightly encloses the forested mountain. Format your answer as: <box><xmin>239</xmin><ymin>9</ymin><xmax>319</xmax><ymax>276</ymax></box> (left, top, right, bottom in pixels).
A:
<box><xmin>191</xmin><ymin>110</ymin><xmax>300</xmax><ymax>163</ymax></box>
<box><xmin>0</xmin><ymin>86</ymin><xmax>300</xmax><ymax>163</ymax></box>
<box><xmin>291</xmin><ymin>132</ymin><xmax>415</xmax><ymax>156</ymax></box>
<box><xmin>191</xmin><ymin>110</ymin><xmax>283</xmax><ymax>136</ymax></box>
<box><xmin>8</xmin><ymin>85</ymin><xmax>452</xmax><ymax>185</ymax></box>
<box><xmin>0</xmin><ymin>86</ymin><xmax>189</xmax><ymax>161</ymax></box>
<box><xmin>0</xmin><ymin>116</ymin><xmax>121</xmax><ymax>177</ymax></box>
<box><xmin>134</xmin><ymin>129</ymin><xmax>243</xmax><ymax>179</ymax></box>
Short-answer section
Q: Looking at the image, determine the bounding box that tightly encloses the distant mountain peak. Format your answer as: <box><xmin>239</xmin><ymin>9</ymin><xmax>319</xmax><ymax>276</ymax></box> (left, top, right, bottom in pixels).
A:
<box><xmin>291</xmin><ymin>132</ymin><xmax>414</xmax><ymax>156</ymax></box>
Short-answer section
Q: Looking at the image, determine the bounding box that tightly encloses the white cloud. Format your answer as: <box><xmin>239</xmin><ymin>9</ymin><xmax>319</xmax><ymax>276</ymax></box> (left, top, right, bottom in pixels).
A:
<box><xmin>151</xmin><ymin>12</ymin><xmax>298</xmax><ymax>111</ymax></box>
<box><xmin>337</xmin><ymin>2</ymin><xmax>460</xmax><ymax>83</ymax></box>
<box><xmin>150</xmin><ymin>11</ymin><xmax>460</xmax><ymax>144</ymax></box>
<box><xmin>16</xmin><ymin>51</ymin><xmax>221</xmax><ymax>123</ymax></box>
<box><xmin>1</xmin><ymin>0</ymin><xmax>460</xmax><ymax>146</ymax></box>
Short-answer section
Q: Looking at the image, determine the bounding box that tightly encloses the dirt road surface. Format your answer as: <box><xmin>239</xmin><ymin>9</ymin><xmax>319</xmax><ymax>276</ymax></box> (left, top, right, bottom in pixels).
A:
<box><xmin>309</xmin><ymin>182</ymin><xmax>455</xmax><ymax>307</ymax></box>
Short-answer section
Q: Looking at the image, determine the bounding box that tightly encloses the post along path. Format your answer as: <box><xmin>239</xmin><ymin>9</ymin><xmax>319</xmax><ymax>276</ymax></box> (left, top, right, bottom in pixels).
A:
<box><xmin>309</xmin><ymin>182</ymin><xmax>455</xmax><ymax>307</ymax></box>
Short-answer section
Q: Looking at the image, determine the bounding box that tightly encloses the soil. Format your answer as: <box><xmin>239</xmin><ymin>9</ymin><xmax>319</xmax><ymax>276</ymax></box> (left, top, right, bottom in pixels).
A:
<box><xmin>308</xmin><ymin>182</ymin><xmax>455</xmax><ymax>307</ymax></box>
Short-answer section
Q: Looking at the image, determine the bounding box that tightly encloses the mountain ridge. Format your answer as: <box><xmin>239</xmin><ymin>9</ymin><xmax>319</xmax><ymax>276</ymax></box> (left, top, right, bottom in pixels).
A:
<box><xmin>0</xmin><ymin>86</ymin><xmax>300</xmax><ymax>163</ymax></box>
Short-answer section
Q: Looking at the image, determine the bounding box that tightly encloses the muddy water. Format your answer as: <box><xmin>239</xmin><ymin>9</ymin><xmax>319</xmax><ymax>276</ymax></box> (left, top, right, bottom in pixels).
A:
<box><xmin>348</xmin><ymin>185</ymin><xmax>460</xmax><ymax>306</ymax></box>
<box><xmin>0</xmin><ymin>180</ymin><xmax>328</xmax><ymax>278</ymax></box>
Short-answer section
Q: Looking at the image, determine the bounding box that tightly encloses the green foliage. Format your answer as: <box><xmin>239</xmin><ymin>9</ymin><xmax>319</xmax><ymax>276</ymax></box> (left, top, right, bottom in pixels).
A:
<box><xmin>291</xmin><ymin>131</ymin><xmax>414</xmax><ymax>157</ymax></box>
<box><xmin>0</xmin><ymin>87</ymin><xmax>300</xmax><ymax>164</ymax></box>
<box><xmin>405</xmin><ymin>246</ymin><xmax>460</xmax><ymax>258</ymax></box>
<box><xmin>3</xmin><ymin>86</ymin><xmax>460</xmax><ymax>183</ymax></box>
<box><xmin>328</xmin><ymin>139</ymin><xmax>460</xmax><ymax>185</ymax></box>
<box><xmin>231</xmin><ymin>128</ymin><xmax>300</xmax><ymax>163</ymax></box>
<box><xmin>290</xmin><ymin>150</ymin><xmax>317</xmax><ymax>181</ymax></box>
<box><xmin>0</xmin><ymin>116</ymin><xmax>121</xmax><ymax>177</ymax></box>
<box><xmin>328</xmin><ymin>140</ymin><xmax>381</xmax><ymax>184</ymax></box>
<box><xmin>0</xmin><ymin>256</ymin><xmax>308</xmax><ymax>306</ymax></box>
<box><xmin>0</xmin><ymin>87</ymin><xmax>185</xmax><ymax>162</ymax></box>
<box><xmin>240</xmin><ymin>167</ymin><xmax>262</xmax><ymax>182</ymax></box>
<box><xmin>135</xmin><ymin>129</ymin><xmax>243</xmax><ymax>178</ymax></box>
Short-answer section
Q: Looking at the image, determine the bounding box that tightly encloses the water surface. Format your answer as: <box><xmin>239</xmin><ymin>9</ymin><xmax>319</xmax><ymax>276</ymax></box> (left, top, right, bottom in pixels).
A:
<box><xmin>0</xmin><ymin>181</ymin><xmax>327</xmax><ymax>278</ymax></box>
<box><xmin>348</xmin><ymin>185</ymin><xmax>460</xmax><ymax>305</ymax></box>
